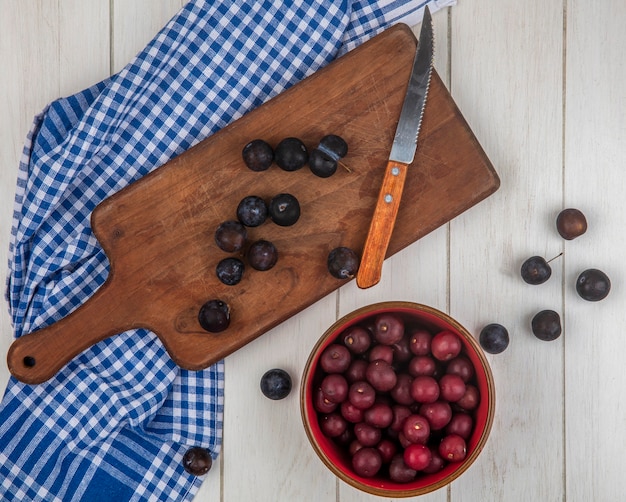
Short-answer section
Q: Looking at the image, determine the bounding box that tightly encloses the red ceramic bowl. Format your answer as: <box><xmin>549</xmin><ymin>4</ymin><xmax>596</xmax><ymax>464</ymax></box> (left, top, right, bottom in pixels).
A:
<box><xmin>300</xmin><ymin>301</ymin><xmax>495</xmax><ymax>497</ymax></box>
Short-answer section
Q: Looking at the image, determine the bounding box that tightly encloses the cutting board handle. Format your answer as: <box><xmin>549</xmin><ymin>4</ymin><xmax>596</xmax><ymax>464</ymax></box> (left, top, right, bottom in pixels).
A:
<box><xmin>6</xmin><ymin>279</ymin><xmax>134</xmax><ymax>385</ymax></box>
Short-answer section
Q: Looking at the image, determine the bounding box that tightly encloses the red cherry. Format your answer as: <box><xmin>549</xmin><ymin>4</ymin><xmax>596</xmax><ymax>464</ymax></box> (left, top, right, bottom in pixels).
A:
<box><xmin>403</xmin><ymin>443</ymin><xmax>432</xmax><ymax>471</ymax></box>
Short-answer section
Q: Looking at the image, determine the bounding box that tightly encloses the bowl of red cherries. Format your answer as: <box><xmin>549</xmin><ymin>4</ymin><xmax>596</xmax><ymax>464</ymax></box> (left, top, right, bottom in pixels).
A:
<box><xmin>300</xmin><ymin>302</ymin><xmax>495</xmax><ymax>497</ymax></box>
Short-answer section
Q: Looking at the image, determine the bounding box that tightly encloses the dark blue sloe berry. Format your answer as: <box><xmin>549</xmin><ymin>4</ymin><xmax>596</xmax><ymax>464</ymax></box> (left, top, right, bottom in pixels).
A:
<box><xmin>275</xmin><ymin>137</ymin><xmax>308</xmax><ymax>171</ymax></box>
<box><xmin>327</xmin><ymin>247</ymin><xmax>359</xmax><ymax>279</ymax></box>
<box><xmin>216</xmin><ymin>257</ymin><xmax>245</xmax><ymax>286</ymax></box>
<box><xmin>247</xmin><ymin>240</ymin><xmax>278</xmax><ymax>271</ymax></box>
<box><xmin>479</xmin><ymin>323</ymin><xmax>509</xmax><ymax>353</ymax></box>
<box><xmin>319</xmin><ymin>134</ymin><xmax>348</xmax><ymax>159</ymax></box>
<box><xmin>237</xmin><ymin>195</ymin><xmax>268</xmax><ymax>227</ymax></box>
<box><xmin>214</xmin><ymin>220</ymin><xmax>246</xmax><ymax>253</ymax></box>
<box><xmin>576</xmin><ymin>268</ymin><xmax>611</xmax><ymax>301</ymax></box>
<box><xmin>309</xmin><ymin>149</ymin><xmax>338</xmax><ymax>178</ymax></box>
<box><xmin>242</xmin><ymin>139</ymin><xmax>273</xmax><ymax>171</ymax></box>
<box><xmin>531</xmin><ymin>310</ymin><xmax>562</xmax><ymax>341</ymax></box>
<box><xmin>198</xmin><ymin>299</ymin><xmax>230</xmax><ymax>333</ymax></box>
<box><xmin>260</xmin><ymin>368</ymin><xmax>292</xmax><ymax>400</ymax></box>
<box><xmin>269</xmin><ymin>193</ymin><xmax>300</xmax><ymax>226</ymax></box>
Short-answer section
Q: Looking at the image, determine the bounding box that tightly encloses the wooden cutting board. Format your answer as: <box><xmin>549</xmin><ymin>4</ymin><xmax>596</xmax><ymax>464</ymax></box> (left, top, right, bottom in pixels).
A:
<box><xmin>8</xmin><ymin>24</ymin><xmax>499</xmax><ymax>384</ymax></box>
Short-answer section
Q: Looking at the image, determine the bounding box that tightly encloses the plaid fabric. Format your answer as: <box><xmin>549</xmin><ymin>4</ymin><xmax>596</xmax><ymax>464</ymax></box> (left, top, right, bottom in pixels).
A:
<box><xmin>1</xmin><ymin>0</ymin><xmax>455</xmax><ymax>500</ymax></box>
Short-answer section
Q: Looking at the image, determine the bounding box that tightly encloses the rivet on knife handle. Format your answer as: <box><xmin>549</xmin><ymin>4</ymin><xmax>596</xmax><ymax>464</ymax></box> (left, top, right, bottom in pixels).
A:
<box><xmin>356</xmin><ymin>160</ymin><xmax>409</xmax><ymax>288</ymax></box>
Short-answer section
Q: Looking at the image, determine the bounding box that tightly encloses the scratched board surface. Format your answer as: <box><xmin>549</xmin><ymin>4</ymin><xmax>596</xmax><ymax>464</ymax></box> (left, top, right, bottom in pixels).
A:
<box><xmin>8</xmin><ymin>25</ymin><xmax>499</xmax><ymax>384</ymax></box>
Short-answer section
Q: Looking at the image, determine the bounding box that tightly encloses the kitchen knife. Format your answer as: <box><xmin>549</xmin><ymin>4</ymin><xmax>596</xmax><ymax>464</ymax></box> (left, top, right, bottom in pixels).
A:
<box><xmin>356</xmin><ymin>6</ymin><xmax>435</xmax><ymax>289</ymax></box>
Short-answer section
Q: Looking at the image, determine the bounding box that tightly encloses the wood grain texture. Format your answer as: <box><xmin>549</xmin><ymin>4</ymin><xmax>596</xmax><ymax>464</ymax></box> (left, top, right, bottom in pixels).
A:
<box><xmin>3</xmin><ymin>2</ymin><xmax>626</xmax><ymax>502</ymax></box>
<box><xmin>222</xmin><ymin>295</ymin><xmax>339</xmax><ymax>501</ymax></box>
<box><xmin>564</xmin><ymin>1</ymin><xmax>626</xmax><ymax>501</ymax></box>
<box><xmin>111</xmin><ymin>0</ymin><xmax>184</xmax><ymax>73</ymax></box>
<box><xmin>59</xmin><ymin>0</ymin><xmax>111</xmax><ymax>95</ymax></box>
<box><xmin>357</xmin><ymin>160</ymin><xmax>410</xmax><ymax>289</ymax></box>
<box><xmin>448</xmin><ymin>1</ymin><xmax>566</xmax><ymax>501</ymax></box>
<box><xmin>6</xmin><ymin>25</ymin><xmax>498</xmax><ymax>385</ymax></box>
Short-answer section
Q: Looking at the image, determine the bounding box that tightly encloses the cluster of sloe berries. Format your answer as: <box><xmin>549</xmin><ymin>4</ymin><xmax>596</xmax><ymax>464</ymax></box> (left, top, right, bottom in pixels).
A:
<box><xmin>198</xmin><ymin>194</ymin><xmax>300</xmax><ymax>334</ymax></box>
<box><xmin>243</xmin><ymin>135</ymin><xmax>360</xmax><ymax>280</ymax></box>
<box><xmin>197</xmin><ymin>135</ymin><xmax>359</xmax><ymax>334</ymax></box>
<box><xmin>479</xmin><ymin>208</ymin><xmax>611</xmax><ymax>353</ymax></box>
<box><xmin>214</xmin><ymin>192</ymin><xmax>301</xmax><ymax>282</ymax></box>
<box><xmin>242</xmin><ymin>135</ymin><xmax>348</xmax><ymax>178</ymax></box>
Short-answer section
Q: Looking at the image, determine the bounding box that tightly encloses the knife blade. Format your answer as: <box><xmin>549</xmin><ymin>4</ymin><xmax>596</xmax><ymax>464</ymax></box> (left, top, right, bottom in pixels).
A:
<box><xmin>356</xmin><ymin>6</ymin><xmax>435</xmax><ymax>289</ymax></box>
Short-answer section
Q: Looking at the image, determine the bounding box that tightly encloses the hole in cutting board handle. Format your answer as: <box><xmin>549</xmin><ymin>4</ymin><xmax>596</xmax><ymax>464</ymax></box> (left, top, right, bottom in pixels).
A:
<box><xmin>23</xmin><ymin>356</ymin><xmax>36</xmax><ymax>368</ymax></box>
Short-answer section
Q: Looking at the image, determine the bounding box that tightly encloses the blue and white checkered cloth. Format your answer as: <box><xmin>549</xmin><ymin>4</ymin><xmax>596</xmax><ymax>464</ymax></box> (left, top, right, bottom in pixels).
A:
<box><xmin>1</xmin><ymin>0</ymin><xmax>454</xmax><ymax>500</ymax></box>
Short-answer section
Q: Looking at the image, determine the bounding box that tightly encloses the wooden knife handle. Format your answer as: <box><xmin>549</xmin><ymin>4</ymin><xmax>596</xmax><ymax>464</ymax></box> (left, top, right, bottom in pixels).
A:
<box><xmin>6</xmin><ymin>279</ymin><xmax>136</xmax><ymax>384</ymax></box>
<box><xmin>356</xmin><ymin>159</ymin><xmax>409</xmax><ymax>289</ymax></box>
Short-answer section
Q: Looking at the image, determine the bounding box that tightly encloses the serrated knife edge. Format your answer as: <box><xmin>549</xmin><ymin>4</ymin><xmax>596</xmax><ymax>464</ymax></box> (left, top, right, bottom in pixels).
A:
<box><xmin>388</xmin><ymin>8</ymin><xmax>435</xmax><ymax>164</ymax></box>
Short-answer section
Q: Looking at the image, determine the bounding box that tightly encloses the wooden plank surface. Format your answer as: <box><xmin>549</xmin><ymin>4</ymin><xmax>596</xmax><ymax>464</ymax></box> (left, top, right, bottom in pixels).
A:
<box><xmin>564</xmin><ymin>1</ymin><xmax>626</xmax><ymax>501</ymax></box>
<box><xmin>448</xmin><ymin>1</ymin><xmax>566</xmax><ymax>501</ymax></box>
<box><xmin>1</xmin><ymin>2</ymin><xmax>626</xmax><ymax>502</ymax></box>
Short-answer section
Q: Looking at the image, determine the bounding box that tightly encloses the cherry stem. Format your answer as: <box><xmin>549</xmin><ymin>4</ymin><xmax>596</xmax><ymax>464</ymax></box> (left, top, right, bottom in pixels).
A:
<box><xmin>339</xmin><ymin>160</ymin><xmax>352</xmax><ymax>173</ymax></box>
<box><xmin>546</xmin><ymin>252</ymin><xmax>564</xmax><ymax>264</ymax></box>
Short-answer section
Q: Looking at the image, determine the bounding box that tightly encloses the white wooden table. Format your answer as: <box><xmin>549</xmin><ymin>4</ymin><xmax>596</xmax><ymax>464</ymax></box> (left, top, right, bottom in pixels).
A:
<box><xmin>1</xmin><ymin>1</ymin><xmax>625</xmax><ymax>501</ymax></box>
